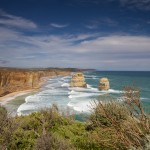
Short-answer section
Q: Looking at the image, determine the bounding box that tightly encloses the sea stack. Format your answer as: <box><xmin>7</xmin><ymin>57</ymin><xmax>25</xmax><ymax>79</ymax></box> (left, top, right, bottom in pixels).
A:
<box><xmin>99</xmin><ymin>77</ymin><xmax>110</xmax><ymax>90</ymax></box>
<box><xmin>70</xmin><ymin>72</ymin><xmax>87</xmax><ymax>88</ymax></box>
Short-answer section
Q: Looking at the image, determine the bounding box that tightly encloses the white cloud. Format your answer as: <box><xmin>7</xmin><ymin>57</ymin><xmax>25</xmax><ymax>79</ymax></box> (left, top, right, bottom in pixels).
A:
<box><xmin>0</xmin><ymin>10</ymin><xmax>149</xmax><ymax>70</ymax></box>
<box><xmin>85</xmin><ymin>17</ymin><xmax>118</xmax><ymax>30</ymax></box>
<box><xmin>15</xmin><ymin>56</ymin><xmax>36</xmax><ymax>59</ymax></box>
<box><xmin>50</xmin><ymin>23</ymin><xmax>69</xmax><ymax>28</ymax></box>
<box><xmin>76</xmin><ymin>35</ymin><xmax>150</xmax><ymax>53</ymax></box>
<box><xmin>116</xmin><ymin>0</ymin><xmax>150</xmax><ymax>10</ymax></box>
<box><xmin>0</xmin><ymin>27</ymin><xmax>21</xmax><ymax>41</ymax></box>
<box><xmin>0</xmin><ymin>9</ymin><xmax>37</xmax><ymax>29</ymax></box>
<box><xmin>0</xmin><ymin>25</ymin><xmax>150</xmax><ymax>70</ymax></box>
<box><xmin>85</xmin><ymin>24</ymin><xmax>98</xmax><ymax>29</ymax></box>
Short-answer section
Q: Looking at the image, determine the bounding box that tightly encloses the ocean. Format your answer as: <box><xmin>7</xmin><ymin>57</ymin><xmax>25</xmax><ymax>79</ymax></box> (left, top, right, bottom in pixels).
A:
<box><xmin>3</xmin><ymin>71</ymin><xmax>150</xmax><ymax>117</ymax></box>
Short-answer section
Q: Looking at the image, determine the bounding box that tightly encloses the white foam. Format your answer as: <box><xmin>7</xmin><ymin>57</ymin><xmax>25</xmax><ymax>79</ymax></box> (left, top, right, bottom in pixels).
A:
<box><xmin>87</xmin><ymin>84</ymin><xmax>92</xmax><ymax>88</ymax></box>
<box><xmin>92</xmin><ymin>76</ymin><xmax>98</xmax><ymax>79</ymax></box>
<box><xmin>68</xmin><ymin>90</ymin><xmax>75</xmax><ymax>95</ymax></box>
<box><xmin>109</xmin><ymin>89</ymin><xmax>123</xmax><ymax>93</ymax></box>
<box><xmin>99</xmin><ymin>89</ymin><xmax>123</xmax><ymax>94</ymax></box>
<box><xmin>69</xmin><ymin>87</ymin><xmax>99</xmax><ymax>93</ymax></box>
<box><xmin>62</xmin><ymin>76</ymin><xmax>71</xmax><ymax>79</ymax></box>
<box><xmin>45</xmin><ymin>82</ymin><xmax>62</xmax><ymax>88</ymax></box>
<box><xmin>67</xmin><ymin>99</ymin><xmax>98</xmax><ymax>113</ymax></box>
<box><xmin>17</xmin><ymin>103</ymin><xmax>37</xmax><ymax>116</ymax></box>
<box><xmin>67</xmin><ymin>101</ymin><xmax>91</xmax><ymax>112</ymax></box>
<box><xmin>16</xmin><ymin>71</ymin><xmax>127</xmax><ymax>116</ymax></box>
<box><xmin>17</xmin><ymin>99</ymin><xmax>52</xmax><ymax>116</ymax></box>
<box><xmin>68</xmin><ymin>92</ymin><xmax>102</xmax><ymax>99</ymax></box>
<box><xmin>141</xmin><ymin>97</ymin><xmax>149</xmax><ymax>100</ymax></box>
<box><xmin>40</xmin><ymin>89</ymin><xmax>68</xmax><ymax>96</ymax></box>
<box><xmin>17</xmin><ymin>104</ymin><xmax>36</xmax><ymax>112</ymax></box>
<box><xmin>67</xmin><ymin>102</ymin><xmax>73</xmax><ymax>107</ymax></box>
<box><xmin>61</xmin><ymin>83</ymin><xmax>70</xmax><ymax>87</ymax></box>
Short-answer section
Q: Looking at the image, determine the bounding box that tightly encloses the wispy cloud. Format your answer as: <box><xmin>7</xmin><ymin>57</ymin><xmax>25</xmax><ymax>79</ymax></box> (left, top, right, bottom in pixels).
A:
<box><xmin>85</xmin><ymin>24</ymin><xmax>98</xmax><ymax>29</ymax></box>
<box><xmin>0</xmin><ymin>10</ymin><xmax>150</xmax><ymax>70</ymax></box>
<box><xmin>66</xmin><ymin>0</ymin><xmax>101</xmax><ymax>7</ymax></box>
<box><xmin>0</xmin><ymin>9</ymin><xmax>37</xmax><ymax>29</ymax></box>
<box><xmin>50</xmin><ymin>23</ymin><xmax>69</xmax><ymax>28</ymax></box>
<box><xmin>0</xmin><ymin>59</ymin><xmax>9</xmax><ymax>64</ymax></box>
<box><xmin>0</xmin><ymin>24</ymin><xmax>150</xmax><ymax>70</ymax></box>
<box><xmin>15</xmin><ymin>56</ymin><xmax>36</xmax><ymax>59</ymax></box>
<box><xmin>85</xmin><ymin>17</ymin><xmax>118</xmax><ymax>29</ymax></box>
<box><xmin>114</xmin><ymin>0</ymin><xmax>150</xmax><ymax>11</ymax></box>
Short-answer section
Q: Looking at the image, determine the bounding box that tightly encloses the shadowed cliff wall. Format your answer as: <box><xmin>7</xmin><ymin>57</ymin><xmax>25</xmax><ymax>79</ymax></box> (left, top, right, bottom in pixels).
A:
<box><xmin>0</xmin><ymin>68</ymin><xmax>71</xmax><ymax>97</ymax></box>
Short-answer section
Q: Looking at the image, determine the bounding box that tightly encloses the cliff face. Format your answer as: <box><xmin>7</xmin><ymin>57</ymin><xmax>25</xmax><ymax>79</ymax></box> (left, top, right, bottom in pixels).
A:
<box><xmin>70</xmin><ymin>72</ymin><xmax>87</xmax><ymax>88</ymax></box>
<box><xmin>0</xmin><ymin>68</ymin><xmax>71</xmax><ymax>97</ymax></box>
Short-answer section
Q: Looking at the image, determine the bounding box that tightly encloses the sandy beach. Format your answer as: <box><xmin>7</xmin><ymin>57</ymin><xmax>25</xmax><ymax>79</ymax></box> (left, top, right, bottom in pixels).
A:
<box><xmin>0</xmin><ymin>76</ymin><xmax>51</xmax><ymax>105</ymax></box>
<box><xmin>0</xmin><ymin>89</ymin><xmax>39</xmax><ymax>105</ymax></box>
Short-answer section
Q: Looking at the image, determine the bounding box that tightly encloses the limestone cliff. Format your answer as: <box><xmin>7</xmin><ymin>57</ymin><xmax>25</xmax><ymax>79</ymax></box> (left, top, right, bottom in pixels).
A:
<box><xmin>99</xmin><ymin>77</ymin><xmax>110</xmax><ymax>91</ymax></box>
<box><xmin>70</xmin><ymin>72</ymin><xmax>87</xmax><ymax>87</ymax></box>
<box><xmin>0</xmin><ymin>68</ymin><xmax>71</xmax><ymax>97</ymax></box>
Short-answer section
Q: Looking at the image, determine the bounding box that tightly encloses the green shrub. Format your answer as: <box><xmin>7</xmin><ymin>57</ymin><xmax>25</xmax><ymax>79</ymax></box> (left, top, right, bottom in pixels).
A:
<box><xmin>0</xmin><ymin>90</ymin><xmax>149</xmax><ymax>150</ymax></box>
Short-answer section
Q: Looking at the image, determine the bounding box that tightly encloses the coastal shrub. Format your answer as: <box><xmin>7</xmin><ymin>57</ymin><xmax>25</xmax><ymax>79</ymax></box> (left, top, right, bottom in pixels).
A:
<box><xmin>40</xmin><ymin>105</ymin><xmax>63</xmax><ymax>129</ymax></box>
<box><xmin>0</xmin><ymin>85</ymin><xmax>150</xmax><ymax>150</ymax></box>
<box><xmin>35</xmin><ymin>133</ymin><xmax>75</xmax><ymax>150</ymax></box>
<box><xmin>15</xmin><ymin>113</ymin><xmax>42</xmax><ymax>132</ymax></box>
<box><xmin>124</xmin><ymin>85</ymin><xmax>150</xmax><ymax>133</ymax></box>
<box><xmin>87</xmin><ymin>85</ymin><xmax>150</xmax><ymax>149</ymax></box>
<box><xmin>0</xmin><ymin>105</ymin><xmax>8</xmax><ymax>132</ymax></box>
<box><xmin>9</xmin><ymin>128</ymin><xmax>36</xmax><ymax>150</ymax></box>
<box><xmin>0</xmin><ymin>105</ymin><xmax>17</xmax><ymax>149</ymax></box>
<box><xmin>89</xmin><ymin>101</ymin><xmax>130</xmax><ymax>128</ymax></box>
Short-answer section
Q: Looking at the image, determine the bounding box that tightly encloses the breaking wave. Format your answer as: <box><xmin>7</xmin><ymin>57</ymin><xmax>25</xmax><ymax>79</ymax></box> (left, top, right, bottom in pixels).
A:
<box><xmin>17</xmin><ymin>73</ymin><xmax>125</xmax><ymax>115</ymax></box>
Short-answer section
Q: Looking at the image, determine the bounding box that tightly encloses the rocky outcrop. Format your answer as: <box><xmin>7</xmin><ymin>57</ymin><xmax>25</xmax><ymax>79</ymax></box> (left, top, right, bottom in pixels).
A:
<box><xmin>99</xmin><ymin>77</ymin><xmax>110</xmax><ymax>91</ymax></box>
<box><xmin>70</xmin><ymin>72</ymin><xmax>87</xmax><ymax>88</ymax></box>
<box><xmin>0</xmin><ymin>68</ymin><xmax>71</xmax><ymax>97</ymax></box>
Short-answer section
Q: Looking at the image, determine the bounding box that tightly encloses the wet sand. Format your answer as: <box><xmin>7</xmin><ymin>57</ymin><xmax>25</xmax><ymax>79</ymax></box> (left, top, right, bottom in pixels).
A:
<box><xmin>0</xmin><ymin>89</ymin><xmax>39</xmax><ymax>105</ymax></box>
<box><xmin>0</xmin><ymin>76</ymin><xmax>49</xmax><ymax>105</ymax></box>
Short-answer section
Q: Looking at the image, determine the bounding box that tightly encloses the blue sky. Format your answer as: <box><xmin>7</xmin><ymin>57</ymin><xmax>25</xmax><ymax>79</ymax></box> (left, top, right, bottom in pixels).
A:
<box><xmin>0</xmin><ymin>0</ymin><xmax>150</xmax><ymax>70</ymax></box>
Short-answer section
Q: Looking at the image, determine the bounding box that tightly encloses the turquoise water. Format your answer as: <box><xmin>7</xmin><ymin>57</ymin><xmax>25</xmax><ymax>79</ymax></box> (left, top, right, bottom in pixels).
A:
<box><xmin>4</xmin><ymin>71</ymin><xmax>150</xmax><ymax>116</ymax></box>
<box><xmin>86</xmin><ymin>71</ymin><xmax>150</xmax><ymax>113</ymax></box>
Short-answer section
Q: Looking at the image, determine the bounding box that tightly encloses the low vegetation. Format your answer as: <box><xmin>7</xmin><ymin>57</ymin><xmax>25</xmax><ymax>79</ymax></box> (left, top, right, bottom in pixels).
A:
<box><xmin>0</xmin><ymin>86</ymin><xmax>150</xmax><ymax>150</ymax></box>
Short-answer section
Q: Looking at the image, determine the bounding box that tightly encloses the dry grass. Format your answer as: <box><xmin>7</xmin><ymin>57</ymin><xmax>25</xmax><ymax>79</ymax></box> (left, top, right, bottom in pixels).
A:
<box><xmin>124</xmin><ymin>86</ymin><xmax>150</xmax><ymax>133</ymax></box>
<box><xmin>87</xmin><ymin>85</ymin><xmax>150</xmax><ymax>149</ymax></box>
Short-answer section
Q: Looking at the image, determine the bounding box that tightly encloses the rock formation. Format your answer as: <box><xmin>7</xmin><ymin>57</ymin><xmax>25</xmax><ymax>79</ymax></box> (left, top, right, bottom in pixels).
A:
<box><xmin>99</xmin><ymin>77</ymin><xmax>110</xmax><ymax>90</ymax></box>
<box><xmin>70</xmin><ymin>72</ymin><xmax>87</xmax><ymax>88</ymax></box>
<box><xmin>0</xmin><ymin>68</ymin><xmax>71</xmax><ymax>97</ymax></box>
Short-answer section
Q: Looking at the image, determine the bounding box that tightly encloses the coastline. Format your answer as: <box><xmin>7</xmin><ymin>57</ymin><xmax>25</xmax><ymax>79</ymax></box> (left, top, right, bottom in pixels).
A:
<box><xmin>0</xmin><ymin>74</ymin><xmax>71</xmax><ymax>105</ymax></box>
<box><xmin>0</xmin><ymin>89</ymin><xmax>39</xmax><ymax>105</ymax></box>
<box><xmin>0</xmin><ymin>76</ymin><xmax>49</xmax><ymax>105</ymax></box>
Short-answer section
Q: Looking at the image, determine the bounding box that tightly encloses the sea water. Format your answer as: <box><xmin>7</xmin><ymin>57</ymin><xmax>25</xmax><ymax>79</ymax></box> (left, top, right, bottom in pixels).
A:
<box><xmin>16</xmin><ymin>71</ymin><xmax>150</xmax><ymax>116</ymax></box>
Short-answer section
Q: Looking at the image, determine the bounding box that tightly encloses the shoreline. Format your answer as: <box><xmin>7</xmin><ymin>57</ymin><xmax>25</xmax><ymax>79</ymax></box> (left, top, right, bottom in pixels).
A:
<box><xmin>0</xmin><ymin>88</ymin><xmax>39</xmax><ymax>105</ymax></box>
<box><xmin>0</xmin><ymin>77</ymin><xmax>49</xmax><ymax>105</ymax></box>
<box><xmin>0</xmin><ymin>74</ymin><xmax>71</xmax><ymax>105</ymax></box>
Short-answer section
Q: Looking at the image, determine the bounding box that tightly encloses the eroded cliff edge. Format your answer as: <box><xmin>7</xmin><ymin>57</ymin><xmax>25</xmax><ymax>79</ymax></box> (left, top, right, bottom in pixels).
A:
<box><xmin>0</xmin><ymin>68</ymin><xmax>72</xmax><ymax>97</ymax></box>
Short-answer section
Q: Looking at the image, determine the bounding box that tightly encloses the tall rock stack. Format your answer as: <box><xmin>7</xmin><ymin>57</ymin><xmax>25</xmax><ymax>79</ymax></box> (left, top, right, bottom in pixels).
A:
<box><xmin>99</xmin><ymin>77</ymin><xmax>110</xmax><ymax>90</ymax></box>
<box><xmin>70</xmin><ymin>72</ymin><xmax>87</xmax><ymax>88</ymax></box>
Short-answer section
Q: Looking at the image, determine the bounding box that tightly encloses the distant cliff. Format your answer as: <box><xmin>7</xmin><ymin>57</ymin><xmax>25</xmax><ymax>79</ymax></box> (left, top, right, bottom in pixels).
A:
<box><xmin>0</xmin><ymin>68</ymin><xmax>71</xmax><ymax>97</ymax></box>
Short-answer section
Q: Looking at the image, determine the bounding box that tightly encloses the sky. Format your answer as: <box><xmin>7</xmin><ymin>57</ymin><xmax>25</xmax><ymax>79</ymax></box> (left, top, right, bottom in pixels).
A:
<box><xmin>0</xmin><ymin>0</ymin><xmax>150</xmax><ymax>71</ymax></box>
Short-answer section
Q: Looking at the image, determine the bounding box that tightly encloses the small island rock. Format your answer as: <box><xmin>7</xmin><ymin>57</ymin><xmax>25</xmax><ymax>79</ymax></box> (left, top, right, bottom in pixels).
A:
<box><xmin>70</xmin><ymin>72</ymin><xmax>87</xmax><ymax>88</ymax></box>
<box><xmin>99</xmin><ymin>77</ymin><xmax>110</xmax><ymax>90</ymax></box>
